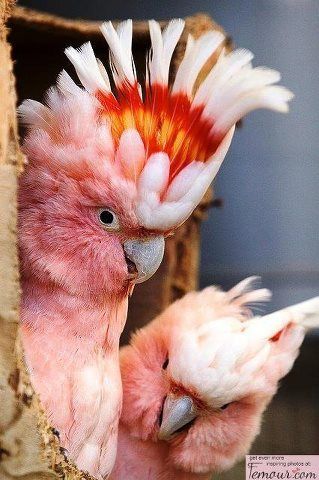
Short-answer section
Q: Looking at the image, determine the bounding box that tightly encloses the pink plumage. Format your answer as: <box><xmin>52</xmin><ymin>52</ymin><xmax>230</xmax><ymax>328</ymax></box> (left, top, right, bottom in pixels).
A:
<box><xmin>19</xmin><ymin>92</ymin><xmax>135</xmax><ymax>476</ymax></box>
<box><xmin>18</xmin><ymin>18</ymin><xmax>293</xmax><ymax>478</ymax></box>
<box><xmin>113</xmin><ymin>279</ymin><xmax>319</xmax><ymax>479</ymax></box>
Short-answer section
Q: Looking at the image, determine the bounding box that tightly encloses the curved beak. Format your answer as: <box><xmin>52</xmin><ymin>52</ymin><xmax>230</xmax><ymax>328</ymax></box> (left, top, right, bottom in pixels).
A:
<box><xmin>158</xmin><ymin>394</ymin><xmax>198</xmax><ymax>441</ymax></box>
<box><xmin>123</xmin><ymin>236</ymin><xmax>165</xmax><ymax>284</ymax></box>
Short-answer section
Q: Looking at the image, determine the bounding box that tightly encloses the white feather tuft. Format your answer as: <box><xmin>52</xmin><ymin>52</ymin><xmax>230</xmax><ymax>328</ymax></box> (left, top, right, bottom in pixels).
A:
<box><xmin>172</xmin><ymin>30</ymin><xmax>225</xmax><ymax>96</ymax></box>
<box><xmin>191</xmin><ymin>46</ymin><xmax>293</xmax><ymax>136</ymax></box>
<box><xmin>228</xmin><ymin>276</ymin><xmax>272</xmax><ymax>308</ymax></box>
<box><xmin>136</xmin><ymin>126</ymin><xmax>234</xmax><ymax>230</ymax></box>
<box><xmin>204</xmin><ymin>67</ymin><xmax>282</xmax><ymax>120</ymax></box>
<box><xmin>269</xmin><ymin>297</ymin><xmax>319</xmax><ymax>330</ymax></box>
<box><xmin>136</xmin><ymin>200</ymin><xmax>194</xmax><ymax>231</ymax></box>
<box><xmin>65</xmin><ymin>42</ymin><xmax>111</xmax><ymax>94</ymax></box>
<box><xmin>148</xmin><ymin>19</ymin><xmax>185</xmax><ymax>86</ymax></box>
<box><xmin>212</xmin><ymin>85</ymin><xmax>294</xmax><ymax>135</ymax></box>
<box><xmin>100</xmin><ymin>20</ymin><xmax>136</xmax><ymax>86</ymax></box>
<box><xmin>137</xmin><ymin>152</ymin><xmax>170</xmax><ymax>199</ymax></box>
<box><xmin>18</xmin><ymin>99</ymin><xmax>53</xmax><ymax>130</ymax></box>
<box><xmin>246</xmin><ymin>297</ymin><xmax>319</xmax><ymax>342</ymax></box>
<box><xmin>194</xmin><ymin>48</ymin><xmax>254</xmax><ymax>106</ymax></box>
<box><xmin>228</xmin><ymin>276</ymin><xmax>262</xmax><ymax>299</ymax></box>
<box><xmin>164</xmin><ymin>161</ymin><xmax>205</xmax><ymax>202</ymax></box>
<box><xmin>57</xmin><ymin>70</ymin><xmax>83</xmax><ymax>96</ymax></box>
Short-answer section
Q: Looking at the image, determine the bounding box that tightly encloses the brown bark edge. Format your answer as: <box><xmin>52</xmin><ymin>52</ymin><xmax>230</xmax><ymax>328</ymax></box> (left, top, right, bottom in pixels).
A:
<box><xmin>0</xmin><ymin>2</ymin><xmax>90</xmax><ymax>478</ymax></box>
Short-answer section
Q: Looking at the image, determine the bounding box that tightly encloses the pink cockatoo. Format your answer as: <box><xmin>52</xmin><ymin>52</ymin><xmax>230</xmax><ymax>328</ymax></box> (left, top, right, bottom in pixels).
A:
<box><xmin>113</xmin><ymin>278</ymin><xmax>319</xmax><ymax>480</ymax></box>
<box><xmin>18</xmin><ymin>17</ymin><xmax>292</xmax><ymax>478</ymax></box>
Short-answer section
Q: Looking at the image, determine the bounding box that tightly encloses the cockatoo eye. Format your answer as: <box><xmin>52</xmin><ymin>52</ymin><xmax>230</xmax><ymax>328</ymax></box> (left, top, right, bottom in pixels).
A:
<box><xmin>98</xmin><ymin>208</ymin><xmax>120</xmax><ymax>231</ymax></box>
<box><xmin>162</xmin><ymin>358</ymin><xmax>169</xmax><ymax>370</ymax></box>
<box><xmin>220</xmin><ymin>403</ymin><xmax>231</xmax><ymax>410</ymax></box>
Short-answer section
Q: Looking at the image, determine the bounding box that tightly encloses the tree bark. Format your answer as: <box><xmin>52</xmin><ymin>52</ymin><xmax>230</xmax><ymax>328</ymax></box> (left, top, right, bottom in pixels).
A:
<box><xmin>0</xmin><ymin>2</ymin><xmax>90</xmax><ymax>478</ymax></box>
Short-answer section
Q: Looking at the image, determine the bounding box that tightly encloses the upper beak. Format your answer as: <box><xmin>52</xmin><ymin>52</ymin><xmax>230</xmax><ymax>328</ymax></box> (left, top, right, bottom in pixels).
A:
<box><xmin>158</xmin><ymin>394</ymin><xmax>198</xmax><ymax>441</ymax></box>
<box><xmin>123</xmin><ymin>236</ymin><xmax>165</xmax><ymax>284</ymax></box>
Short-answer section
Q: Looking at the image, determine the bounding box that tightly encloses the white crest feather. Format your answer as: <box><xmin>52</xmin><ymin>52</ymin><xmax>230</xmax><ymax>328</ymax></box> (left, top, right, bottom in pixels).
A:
<box><xmin>172</xmin><ymin>30</ymin><xmax>225</xmax><ymax>96</ymax></box>
<box><xmin>100</xmin><ymin>20</ymin><xmax>136</xmax><ymax>86</ymax></box>
<box><xmin>164</xmin><ymin>161</ymin><xmax>205</xmax><ymax>202</ymax></box>
<box><xmin>136</xmin><ymin>127</ymin><xmax>234</xmax><ymax>230</ymax></box>
<box><xmin>137</xmin><ymin>152</ymin><xmax>170</xmax><ymax>202</ymax></box>
<box><xmin>18</xmin><ymin>99</ymin><xmax>53</xmax><ymax>130</ymax></box>
<box><xmin>65</xmin><ymin>42</ymin><xmax>111</xmax><ymax>94</ymax></box>
<box><xmin>148</xmin><ymin>19</ymin><xmax>185</xmax><ymax>85</ymax></box>
<box><xmin>194</xmin><ymin>49</ymin><xmax>254</xmax><ymax>106</ymax></box>
<box><xmin>192</xmin><ymin>47</ymin><xmax>293</xmax><ymax>136</ymax></box>
<box><xmin>228</xmin><ymin>276</ymin><xmax>272</xmax><ymax>307</ymax></box>
<box><xmin>212</xmin><ymin>86</ymin><xmax>294</xmax><ymax>135</ymax></box>
<box><xmin>168</xmin><ymin>283</ymin><xmax>316</xmax><ymax>407</ymax></box>
<box><xmin>248</xmin><ymin>297</ymin><xmax>319</xmax><ymax>341</ymax></box>
<box><xmin>56</xmin><ymin>70</ymin><xmax>82</xmax><ymax>96</ymax></box>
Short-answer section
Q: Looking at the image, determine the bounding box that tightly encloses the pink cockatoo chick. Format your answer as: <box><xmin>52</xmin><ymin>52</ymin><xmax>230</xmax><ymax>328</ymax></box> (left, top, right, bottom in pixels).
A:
<box><xmin>114</xmin><ymin>278</ymin><xmax>319</xmax><ymax>480</ymax></box>
<box><xmin>19</xmin><ymin>17</ymin><xmax>292</xmax><ymax>478</ymax></box>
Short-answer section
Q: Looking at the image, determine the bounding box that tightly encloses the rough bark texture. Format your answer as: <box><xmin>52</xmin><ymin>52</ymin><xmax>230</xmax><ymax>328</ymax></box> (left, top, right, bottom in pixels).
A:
<box><xmin>0</xmin><ymin>4</ymin><xmax>97</xmax><ymax>478</ymax></box>
<box><xmin>0</xmin><ymin>6</ymin><xmax>230</xmax><ymax>478</ymax></box>
<box><xmin>0</xmin><ymin>1</ymin><xmax>51</xmax><ymax>478</ymax></box>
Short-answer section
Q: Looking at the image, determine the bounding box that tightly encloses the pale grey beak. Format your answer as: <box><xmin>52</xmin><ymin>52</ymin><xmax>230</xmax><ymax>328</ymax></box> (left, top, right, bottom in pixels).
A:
<box><xmin>123</xmin><ymin>236</ymin><xmax>165</xmax><ymax>284</ymax></box>
<box><xmin>158</xmin><ymin>394</ymin><xmax>198</xmax><ymax>441</ymax></box>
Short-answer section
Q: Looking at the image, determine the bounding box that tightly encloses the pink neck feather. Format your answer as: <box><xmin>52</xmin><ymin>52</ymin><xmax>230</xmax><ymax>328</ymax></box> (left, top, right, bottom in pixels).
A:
<box><xmin>21</xmin><ymin>276</ymin><xmax>128</xmax><ymax>352</ymax></box>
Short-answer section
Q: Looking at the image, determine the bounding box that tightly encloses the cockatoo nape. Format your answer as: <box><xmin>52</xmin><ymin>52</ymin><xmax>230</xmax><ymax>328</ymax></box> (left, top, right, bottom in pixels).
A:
<box><xmin>19</xmin><ymin>18</ymin><xmax>292</xmax><ymax>478</ymax></box>
<box><xmin>115</xmin><ymin>278</ymin><xmax>319</xmax><ymax>479</ymax></box>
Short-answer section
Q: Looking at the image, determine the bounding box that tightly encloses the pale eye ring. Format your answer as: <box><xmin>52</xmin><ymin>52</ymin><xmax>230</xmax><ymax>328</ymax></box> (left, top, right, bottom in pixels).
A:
<box><xmin>98</xmin><ymin>208</ymin><xmax>120</xmax><ymax>231</ymax></box>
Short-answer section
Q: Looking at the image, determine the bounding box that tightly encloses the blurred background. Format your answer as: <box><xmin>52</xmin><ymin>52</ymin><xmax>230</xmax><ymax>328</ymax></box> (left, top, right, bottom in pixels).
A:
<box><xmin>15</xmin><ymin>0</ymin><xmax>319</xmax><ymax>476</ymax></box>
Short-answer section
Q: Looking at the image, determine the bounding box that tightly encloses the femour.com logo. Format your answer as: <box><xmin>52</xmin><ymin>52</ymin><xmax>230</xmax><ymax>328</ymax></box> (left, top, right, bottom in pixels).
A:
<box><xmin>246</xmin><ymin>456</ymin><xmax>319</xmax><ymax>480</ymax></box>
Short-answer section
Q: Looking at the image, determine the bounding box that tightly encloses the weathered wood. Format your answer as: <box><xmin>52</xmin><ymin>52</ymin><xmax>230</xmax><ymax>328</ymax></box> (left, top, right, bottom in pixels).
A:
<box><xmin>0</xmin><ymin>3</ymin><xmax>99</xmax><ymax>478</ymax></box>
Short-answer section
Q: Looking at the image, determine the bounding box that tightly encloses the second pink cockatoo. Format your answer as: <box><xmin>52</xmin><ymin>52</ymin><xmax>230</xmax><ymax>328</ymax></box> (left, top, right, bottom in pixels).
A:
<box><xmin>19</xmin><ymin>17</ymin><xmax>292</xmax><ymax>478</ymax></box>
<box><xmin>113</xmin><ymin>278</ymin><xmax>319</xmax><ymax>480</ymax></box>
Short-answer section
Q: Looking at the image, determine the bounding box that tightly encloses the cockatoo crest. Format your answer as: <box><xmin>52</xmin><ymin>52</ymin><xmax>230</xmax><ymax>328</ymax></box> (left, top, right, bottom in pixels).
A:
<box><xmin>19</xmin><ymin>19</ymin><xmax>293</xmax><ymax>231</ymax></box>
<box><xmin>167</xmin><ymin>277</ymin><xmax>319</xmax><ymax>408</ymax></box>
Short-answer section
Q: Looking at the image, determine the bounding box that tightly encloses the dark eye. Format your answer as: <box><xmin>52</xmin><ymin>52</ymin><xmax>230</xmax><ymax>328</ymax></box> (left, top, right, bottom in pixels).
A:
<box><xmin>220</xmin><ymin>403</ymin><xmax>231</xmax><ymax>410</ymax></box>
<box><xmin>162</xmin><ymin>358</ymin><xmax>169</xmax><ymax>370</ymax></box>
<box><xmin>98</xmin><ymin>208</ymin><xmax>120</xmax><ymax>231</ymax></box>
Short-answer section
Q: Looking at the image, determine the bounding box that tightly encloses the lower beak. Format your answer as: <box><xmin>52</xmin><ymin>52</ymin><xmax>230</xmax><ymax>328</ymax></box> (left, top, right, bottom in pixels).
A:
<box><xmin>123</xmin><ymin>236</ymin><xmax>165</xmax><ymax>284</ymax></box>
<box><xmin>158</xmin><ymin>394</ymin><xmax>198</xmax><ymax>441</ymax></box>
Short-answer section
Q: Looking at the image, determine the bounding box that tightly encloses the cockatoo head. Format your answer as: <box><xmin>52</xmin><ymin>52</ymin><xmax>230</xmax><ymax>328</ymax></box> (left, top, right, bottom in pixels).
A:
<box><xmin>19</xmin><ymin>19</ymin><xmax>292</xmax><ymax>298</ymax></box>
<box><xmin>121</xmin><ymin>278</ymin><xmax>319</xmax><ymax>474</ymax></box>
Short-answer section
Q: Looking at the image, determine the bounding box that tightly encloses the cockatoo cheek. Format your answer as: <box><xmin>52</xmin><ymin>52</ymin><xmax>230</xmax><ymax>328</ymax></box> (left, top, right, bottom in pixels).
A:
<box><xmin>120</xmin><ymin>329</ymin><xmax>170</xmax><ymax>440</ymax></box>
<box><xmin>168</xmin><ymin>400</ymin><xmax>266</xmax><ymax>473</ymax></box>
<box><xmin>19</xmin><ymin>187</ymin><xmax>130</xmax><ymax>297</ymax></box>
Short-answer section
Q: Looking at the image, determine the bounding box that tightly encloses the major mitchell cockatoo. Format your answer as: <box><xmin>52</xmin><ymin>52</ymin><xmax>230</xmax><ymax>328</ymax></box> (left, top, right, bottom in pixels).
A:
<box><xmin>18</xmin><ymin>17</ymin><xmax>292</xmax><ymax>478</ymax></box>
<box><xmin>114</xmin><ymin>278</ymin><xmax>319</xmax><ymax>480</ymax></box>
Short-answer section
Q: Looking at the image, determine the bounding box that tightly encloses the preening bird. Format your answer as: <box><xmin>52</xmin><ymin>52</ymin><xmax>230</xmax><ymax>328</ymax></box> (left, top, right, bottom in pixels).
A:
<box><xmin>18</xmin><ymin>18</ymin><xmax>292</xmax><ymax>478</ymax></box>
<box><xmin>114</xmin><ymin>278</ymin><xmax>319</xmax><ymax>480</ymax></box>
